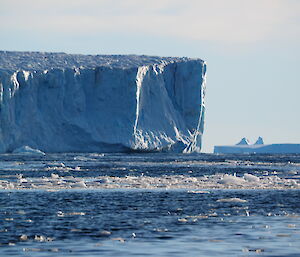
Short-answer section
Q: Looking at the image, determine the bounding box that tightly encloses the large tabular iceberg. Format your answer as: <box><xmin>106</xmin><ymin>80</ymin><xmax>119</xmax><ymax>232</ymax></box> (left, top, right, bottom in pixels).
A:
<box><xmin>0</xmin><ymin>51</ymin><xmax>206</xmax><ymax>153</ymax></box>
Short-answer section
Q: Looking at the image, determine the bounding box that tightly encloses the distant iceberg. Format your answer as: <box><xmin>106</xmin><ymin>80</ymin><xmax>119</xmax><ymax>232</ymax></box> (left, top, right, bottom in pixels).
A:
<box><xmin>0</xmin><ymin>51</ymin><xmax>206</xmax><ymax>153</ymax></box>
<box><xmin>236</xmin><ymin>137</ymin><xmax>249</xmax><ymax>145</ymax></box>
<box><xmin>214</xmin><ymin>137</ymin><xmax>300</xmax><ymax>154</ymax></box>
<box><xmin>254</xmin><ymin>136</ymin><xmax>264</xmax><ymax>145</ymax></box>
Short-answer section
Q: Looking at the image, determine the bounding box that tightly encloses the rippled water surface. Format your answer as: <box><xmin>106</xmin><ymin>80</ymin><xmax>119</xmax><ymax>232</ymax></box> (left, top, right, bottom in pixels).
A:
<box><xmin>0</xmin><ymin>153</ymin><xmax>300</xmax><ymax>256</ymax></box>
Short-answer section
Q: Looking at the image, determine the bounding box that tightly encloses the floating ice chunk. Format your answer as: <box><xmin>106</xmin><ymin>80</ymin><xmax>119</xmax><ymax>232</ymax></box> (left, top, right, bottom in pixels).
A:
<box><xmin>94</xmin><ymin>178</ymin><xmax>108</xmax><ymax>184</ymax></box>
<box><xmin>20</xmin><ymin>235</ymin><xmax>28</xmax><ymax>241</ymax></box>
<box><xmin>57</xmin><ymin>211</ymin><xmax>64</xmax><ymax>217</ymax></box>
<box><xmin>19</xmin><ymin>178</ymin><xmax>28</xmax><ymax>183</ymax></box>
<box><xmin>243</xmin><ymin>173</ymin><xmax>260</xmax><ymax>182</ymax></box>
<box><xmin>47</xmin><ymin>162</ymin><xmax>65</xmax><ymax>168</ymax></box>
<box><xmin>188</xmin><ymin>190</ymin><xmax>210</xmax><ymax>194</ymax></box>
<box><xmin>34</xmin><ymin>235</ymin><xmax>53</xmax><ymax>242</ymax></box>
<box><xmin>51</xmin><ymin>173</ymin><xmax>59</xmax><ymax>179</ymax></box>
<box><xmin>243</xmin><ymin>248</ymin><xmax>264</xmax><ymax>253</ymax></box>
<box><xmin>23</xmin><ymin>248</ymin><xmax>43</xmax><ymax>252</ymax></box>
<box><xmin>74</xmin><ymin>181</ymin><xmax>87</xmax><ymax>188</ymax></box>
<box><xmin>154</xmin><ymin>228</ymin><xmax>169</xmax><ymax>232</ymax></box>
<box><xmin>111</xmin><ymin>237</ymin><xmax>125</xmax><ymax>243</ymax></box>
<box><xmin>7</xmin><ymin>182</ymin><xmax>15</xmax><ymax>189</ymax></box>
<box><xmin>288</xmin><ymin>170</ymin><xmax>298</xmax><ymax>175</ymax></box>
<box><xmin>100</xmin><ymin>230</ymin><xmax>112</xmax><ymax>236</ymax></box>
<box><xmin>12</xmin><ymin>146</ymin><xmax>45</xmax><ymax>156</ymax></box>
<box><xmin>287</xmin><ymin>224</ymin><xmax>296</xmax><ymax>228</ymax></box>
<box><xmin>219</xmin><ymin>174</ymin><xmax>246</xmax><ymax>185</ymax></box>
<box><xmin>69</xmin><ymin>212</ymin><xmax>85</xmax><ymax>216</ymax></box>
<box><xmin>57</xmin><ymin>211</ymin><xmax>85</xmax><ymax>217</ymax></box>
<box><xmin>16</xmin><ymin>174</ymin><xmax>23</xmax><ymax>179</ymax></box>
<box><xmin>217</xmin><ymin>198</ymin><xmax>248</xmax><ymax>203</ymax></box>
<box><xmin>290</xmin><ymin>180</ymin><xmax>298</xmax><ymax>187</ymax></box>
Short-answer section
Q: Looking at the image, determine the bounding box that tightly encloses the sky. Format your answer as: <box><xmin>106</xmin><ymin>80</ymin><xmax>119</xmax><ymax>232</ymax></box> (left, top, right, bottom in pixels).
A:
<box><xmin>1</xmin><ymin>0</ymin><xmax>299</xmax><ymax>152</ymax></box>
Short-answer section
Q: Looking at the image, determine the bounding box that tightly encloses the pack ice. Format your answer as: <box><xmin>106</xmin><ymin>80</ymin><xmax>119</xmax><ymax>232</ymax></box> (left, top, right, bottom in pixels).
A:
<box><xmin>0</xmin><ymin>51</ymin><xmax>206</xmax><ymax>153</ymax></box>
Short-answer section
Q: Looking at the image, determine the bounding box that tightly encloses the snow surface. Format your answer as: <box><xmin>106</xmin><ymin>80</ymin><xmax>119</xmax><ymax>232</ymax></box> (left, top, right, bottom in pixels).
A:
<box><xmin>0</xmin><ymin>51</ymin><xmax>199</xmax><ymax>71</ymax></box>
<box><xmin>0</xmin><ymin>51</ymin><xmax>206</xmax><ymax>153</ymax></box>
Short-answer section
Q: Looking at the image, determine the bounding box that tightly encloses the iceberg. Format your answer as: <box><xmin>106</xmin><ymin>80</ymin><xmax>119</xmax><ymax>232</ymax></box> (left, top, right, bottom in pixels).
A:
<box><xmin>0</xmin><ymin>51</ymin><xmax>206</xmax><ymax>153</ymax></box>
<box><xmin>214</xmin><ymin>137</ymin><xmax>300</xmax><ymax>154</ymax></box>
<box><xmin>236</xmin><ymin>137</ymin><xmax>249</xmax><ymax>145</ymax></box>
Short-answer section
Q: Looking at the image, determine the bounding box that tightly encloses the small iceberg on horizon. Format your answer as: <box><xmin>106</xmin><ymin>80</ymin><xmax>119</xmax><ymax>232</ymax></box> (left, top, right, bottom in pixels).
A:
<box><xmin>254</xmin><ymin>136</ymin><xmax>264</xmax><ymax>145</ymax></box>
<box><xmin>214</xmin><ymin>137</ymin><xmax>300</xmax><ymax>154</ymax></box>
<box><xmin>236</xmin><ymin>137</ymin><xmax>250</xmax><ymax>145</ymax></box>
<box><xmin>12</xmin><ymin>146</ymin><xmax>45</xmax><ymax>156</ymax></box>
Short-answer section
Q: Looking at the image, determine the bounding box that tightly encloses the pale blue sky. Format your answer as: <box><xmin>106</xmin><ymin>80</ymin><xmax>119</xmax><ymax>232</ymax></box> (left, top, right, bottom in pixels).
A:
<box><xmin>1</xmin><ymin>0</ymin><xmax>299</xmax><ymax>152</ymax></box>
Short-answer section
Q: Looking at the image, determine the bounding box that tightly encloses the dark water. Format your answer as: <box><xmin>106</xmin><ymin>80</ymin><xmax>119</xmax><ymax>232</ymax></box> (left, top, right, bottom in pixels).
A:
<box><xmin>1</xmin><ymin>153</ymin><xmax>300</xmax><ymax>256</ymax></box>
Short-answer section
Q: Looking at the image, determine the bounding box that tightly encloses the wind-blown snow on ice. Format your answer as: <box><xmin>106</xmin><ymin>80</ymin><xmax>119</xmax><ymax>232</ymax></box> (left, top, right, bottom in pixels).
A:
<box><xmin>0</xmin><ymin>51</ymin><xmax>206</xmax><ymax>153</ymax></box>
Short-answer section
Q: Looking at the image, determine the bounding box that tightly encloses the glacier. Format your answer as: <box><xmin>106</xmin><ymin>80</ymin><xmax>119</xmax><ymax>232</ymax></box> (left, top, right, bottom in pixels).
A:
<box><xmin>0</xmin><ymin>51</ymin><xmax>206</xmax><ymax>153</ymax></box>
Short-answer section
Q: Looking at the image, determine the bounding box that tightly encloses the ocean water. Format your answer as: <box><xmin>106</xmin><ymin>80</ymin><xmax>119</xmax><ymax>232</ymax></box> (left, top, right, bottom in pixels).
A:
<box><xmin>0</xmin><ymin>153</ymin><xmax>300</xmax><ymax>256</ymax></box>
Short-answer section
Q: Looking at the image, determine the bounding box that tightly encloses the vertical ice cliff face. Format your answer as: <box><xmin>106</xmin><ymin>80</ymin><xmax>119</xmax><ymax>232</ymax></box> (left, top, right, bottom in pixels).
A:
<box><xmin>0</xmin><ymin>51</ymin><xmax>206</xmax><ymax>153</ymax></box>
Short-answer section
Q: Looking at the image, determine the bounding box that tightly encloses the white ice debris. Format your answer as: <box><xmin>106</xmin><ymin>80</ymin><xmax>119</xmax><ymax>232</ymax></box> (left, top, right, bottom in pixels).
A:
<box><xmin>0</xmin><ymin>51</ymin><xmax>206</xmax><ymax>153</ymax></box>
<box><xmin>51</xmin><ymin>173</ymin><xmax>59</xmax><ymax>179</ymax></box>
<box><xmin>34</xmin><ymin>235</ymin><xmax>53</xmax><ymax>242</ymax></box>
<box><xmin>19</xmin><ymin>235</ymin><xmax>28</xmax><ymax>241</ymax></box>
<box><xmin>12</xmin><ymin>146</ymin><xmax>45</xmax><ymax>155</ymax></box>
<box><xmin>243</xmin><ymin>173</ymin><xmax>260</xmax><ymax>182</ymax></box>
<box><xmin>219</xmin><ymin>174</ymin><xmax>246</xmax><ymax>185</ymax></box>
<box><xmin>1</xmin><ymin>172</ymin><xmax>299</xmax><ymax>190</ymax></box>
<box><xmin>216</xmin><ymin>198</ymin><xmax>248</xmax><ymax>203</ymax></box>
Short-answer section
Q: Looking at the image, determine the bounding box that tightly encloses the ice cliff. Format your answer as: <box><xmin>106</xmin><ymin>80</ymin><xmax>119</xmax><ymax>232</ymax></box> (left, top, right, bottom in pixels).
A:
<box><xmin>0</xmin><ymin>51</ymin><xmax>206</xmax><ymax>153</ymax></box>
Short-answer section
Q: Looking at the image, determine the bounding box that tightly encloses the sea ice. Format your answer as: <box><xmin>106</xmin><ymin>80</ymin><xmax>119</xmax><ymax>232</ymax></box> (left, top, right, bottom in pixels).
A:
<box><xmin>243</xmin><ymin>173</ymin><xmax>260</xmax><ymax>182</ymax></box>
<box><xmin>219</xmin><ymin>174</ymin><xmax>246</xmax><ymax>185</ymax></box>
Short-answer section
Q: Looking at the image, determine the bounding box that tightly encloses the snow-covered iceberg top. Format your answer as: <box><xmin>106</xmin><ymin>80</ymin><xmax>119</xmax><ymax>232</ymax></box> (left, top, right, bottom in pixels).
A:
<box><xmin>0</xmin><ymin>51</ymin><xmax>206</xmax><ymax>153</ymax></box>
<box><xmin>0</xmin><ymin>51</ymin><xmax>201</xmax><ymax>71</ymax></box>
